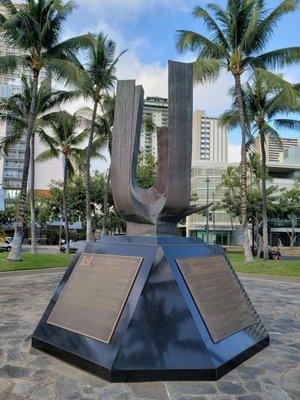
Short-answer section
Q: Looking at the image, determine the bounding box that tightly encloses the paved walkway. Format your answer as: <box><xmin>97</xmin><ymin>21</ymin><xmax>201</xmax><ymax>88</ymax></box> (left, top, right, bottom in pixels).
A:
<box><xmin>0</xmin><ymin>272</ymin><xmax>299</xmax><ymax>400</ymax></box>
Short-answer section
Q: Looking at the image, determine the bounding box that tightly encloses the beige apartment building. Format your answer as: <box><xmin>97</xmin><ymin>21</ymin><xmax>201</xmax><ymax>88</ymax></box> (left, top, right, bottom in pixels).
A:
<box><xmin>192</xmin><ymin>110</ymin><xmax>228</xmax><ymax>164</ymax></box>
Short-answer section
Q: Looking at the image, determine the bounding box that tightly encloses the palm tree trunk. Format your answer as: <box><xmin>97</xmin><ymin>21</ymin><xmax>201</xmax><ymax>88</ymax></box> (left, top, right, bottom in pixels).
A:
<box><xmin>234</xmin><ymin>74</ymin><xmax>253</xmax><ymax>263</ymax></box>
<box><xmin>230</xmin><ymin>214</ymin><xmax>235</xmax><ymax>245</ymax></box>
<box><xmin>30</xmin><ymin>133</ymin><xmax>37</xmax><ymax>253</ymax></box>
<box><xmin>260</xmin><ymin>130</ymin><xmax>269</xmax><ymax>261</ymax></box>
<box><xmin>63</xmin><ymin>155</ymin><xmax>70</xmax><ymax>254</ymax></box>
<box><xmin>7</xmin><ymin>70</ymin><xmax>40</xmax><ymax>261</ymax></box>
<box><xmin>290</xmin><ymin>215</ymin><xmax>295</xmax><ymax>248</ymax></box>
<box><xmin>85</xmin><ymin>98</ymin><xmax>98</xmax><ymax>242</ymax></box>
<box><xmin>257</xmin><ymin>233</ymin><xmax>263</xmax><ymax>259</ymax></box>
<box><xmin>102</xmin><ymin>166</ymin><xmax>111</xmax><ymax>236</ymax></box>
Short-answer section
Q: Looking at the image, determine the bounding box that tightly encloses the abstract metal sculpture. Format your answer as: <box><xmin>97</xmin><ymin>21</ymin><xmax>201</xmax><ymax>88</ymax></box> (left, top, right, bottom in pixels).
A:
<box><xmin>32</xmin><ymin>60</ymin><xmax>269</xmax><ymax>383</ymax></box>
<box><xmin>111</xmin><ymin>61</ymin><xmax>206</xmax><ymax>235</ymax></box>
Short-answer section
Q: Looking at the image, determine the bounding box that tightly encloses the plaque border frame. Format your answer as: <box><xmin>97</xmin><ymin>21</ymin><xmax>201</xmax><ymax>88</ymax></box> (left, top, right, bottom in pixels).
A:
<box><xmin>47</xmin><ymin>253</ymin><xmax>143</xmax><ymax>344</ymax></box>
<box><xmin>175</xmin><ymin>254</ymin><xmax>257</xmax><ymax>343</ymax></box>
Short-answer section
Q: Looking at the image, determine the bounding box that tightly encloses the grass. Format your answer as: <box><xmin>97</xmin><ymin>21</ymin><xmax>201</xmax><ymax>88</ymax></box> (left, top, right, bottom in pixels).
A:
<box><xmin>0</xmin><ymin>250</ymin><xmax>299</xmax><ymax>278</ymax></box>
<box><xmin>0</xmin><ymin>252</ymin><xmax>72</xmax><ymax>272</ymax></box>
<box><xmin>228</xmin><ymin>253</ymin><xmax>300</xmax><ymax>278</ymax></box>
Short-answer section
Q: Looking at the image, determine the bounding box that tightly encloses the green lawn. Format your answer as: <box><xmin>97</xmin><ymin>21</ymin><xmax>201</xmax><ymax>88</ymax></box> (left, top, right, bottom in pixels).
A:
<box><xmin>228</xmin><ymin>253</ymin><xmax>300</xmax><ymax>277</ymax></box>
<box><xmin>0</xmin><ymin>251</ymin><xmax>299</xmax><ymax>278</ymax></box>
<box><xmin>0</xmin><ymin>252</ymin><xmax>72</xmax><ymax>272</ymax></box>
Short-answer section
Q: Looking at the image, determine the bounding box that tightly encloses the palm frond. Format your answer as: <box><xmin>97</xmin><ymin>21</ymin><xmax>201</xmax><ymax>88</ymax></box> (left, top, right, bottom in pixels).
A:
<box><xmin>36</xmin><ymin>148</ymin><xmax>59</xmax><ymax>163</ymax></box>
<box><xmin>253</xmin><ymin>68</ymin><xmax>298</xmax><ymax>107</ymax></box>
<box><xmin>0</xmin><ymin>0</ymin><xmax>18</xmax><ymax>15</ymax></box>
<box><xmin>192</xmin><ymin>5</ymin><xmax>230</xmax><ymax>52</ymax></box>
<box><xmin>176</xmin><ymin>30</ymin><xmax>226</xmax><ymax>59</ymax></box>
<box><xmin>0</xmin><ymin>55</ymin><xmax>20</xmax><ymax>74</ymax></box>
<box><xmin>219</xmin><ymin>109</ymin><xmax>240</xmax><ymax>130</ymax></box>
<box><xmin>193</xmin><ymin>57</ymin><xmax>223</xmax><ymax>83</ymax></box>
<box><xmin>249</xmin><ymin>0</ymin><xmax>298</xmax><ymax>54</ymax></box>
<box><xmin>273</xmin><ymin>119</ymin><xmax>300</xmax><ymax>130</ymax></box>
<box><xmin>49</xmin><ymin>33</ymin><xmax>94</xmax><ymax>58</ymax></box>
<box><xmin>49</xmin><ymin>58</ymin><xmax>91</xmax><ymax>92</ymax></box>
<box><xmin>251</xmin><ymin>47</ymin><xmax>300</xmax><ymax>70</ymax></box>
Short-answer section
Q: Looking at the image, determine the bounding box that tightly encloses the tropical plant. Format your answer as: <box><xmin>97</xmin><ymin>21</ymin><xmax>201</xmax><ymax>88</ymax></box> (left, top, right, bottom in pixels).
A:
<box><xmin>142</xmin><ymin>114</ymin><xmax>156</xmax><ymax>135</ymax></box>
<box><xmin>100</xmin><ymin>93</ymin><xmax>115</xmax><ymax>235</ymax></box>
<box><xmin>76</xmin><ymin>93</ymin><xmax>115</xmax><ymax>235</ymax></box>
<box><xmin>217</xmin><ymin>162</ymin><xmax>277</xmax><ymax>254</ymax></box>
<box><xmin>137</xmin><ymin>152</ymin><xmax>157</xmax><ymax>189</ymax></box>
<box><xmin>276</xmin><ymin>187</ymin><xmax>300</xmax><ymax>248</ymax></box>
<box><xmin>57</xmin><ymin>33</ymin><xmax>125</xmax><ymax>242</ymax></box>
<box><xmin>35</xmin><ymin>111</ymin><xmax>89</xmax><ymax>253</ymax></box>
<box><xmin>0</xmin><ymin>0</ymin><xmax>90</xmax><ymax>260</ymax></box>
<box><xmin>38</xmin><ymin>172</ymin><xmax>120</xmax><ymax>240</ymax></box>
<box><xmin>176</xmin><ymin>0</ymin><xmax>300</xmax><ymax>262</ymax></box>
<box><xmin>220</xmin><ymin>73</ymin><xmax>300</xmax><ymax>259</ymax></box>
<box><xmin>0</xmin><ymin>76</ymin><xmax>75</xmax><ymax>253</ymax></box>
<box><xmin>216</xmin><ymin>165</ymin><xmax>240</xmax><ymax>243</ymax></box>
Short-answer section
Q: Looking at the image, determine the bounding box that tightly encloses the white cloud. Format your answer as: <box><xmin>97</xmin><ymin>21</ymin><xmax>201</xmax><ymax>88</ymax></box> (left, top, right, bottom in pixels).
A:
<box><xmin>229</xmin><ymin>145</ymin><xmax>241</xmax><ymax>163</ymax></box>
<box><xmin>60</xmin><ymin>2</ymin><xmax>235</xmax><ymax>172</ymax></box>
<box><xmin>194</xmin><ymin>71</ymin><xmax>232</xmax><ymax>115</ymax></box>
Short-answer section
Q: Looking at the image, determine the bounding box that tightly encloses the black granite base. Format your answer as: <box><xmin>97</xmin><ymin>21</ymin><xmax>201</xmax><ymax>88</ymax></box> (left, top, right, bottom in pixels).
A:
<box><xmin>32</xmin><ymin>236</ymin><xmax>269</xmax><ymax>382</ymax></box>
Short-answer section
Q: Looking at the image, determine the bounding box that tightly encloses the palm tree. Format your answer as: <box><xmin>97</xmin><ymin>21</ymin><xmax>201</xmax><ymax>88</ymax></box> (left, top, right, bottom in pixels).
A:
<box><xmin>217</xmin><ymin>165</ymin><xmax>240</xmax><ymax>244</ymax></box>
<box><xmin>176</xmin><ymin>0</ymin><xmax>300</xmax><ymax>262</ymax></box>
<box><xmin>36</xmin><ymin>111</ymin><xmax>88</xmax><ymax>253</ymax></box>
<box><xmin>220</xmin><ymin>74</ymin><xmax>300</xmax><ymax>259</ymax></box>
<box><xmin>76</xmin><ymin>95</ymin><xmax>114</xmax><ymax>236</ymax></box>
<box><xmin>0</xmin><ymin>0</ymin><xmax>90</xmax><ymax>260</ymax></box>
<box><xmin>59</xmin><ymin>33</ymin><xmax>125</xmax><ymax>242</ymax></box>
<box><xmin>100</xmin><ymin>93</ymin><xmax>115</xmax><ymax>235</ymax></box>
<box><xmin>0</xmin><ymin>76</ymin><xmax>76</xmax><ymax>253</ymax></box>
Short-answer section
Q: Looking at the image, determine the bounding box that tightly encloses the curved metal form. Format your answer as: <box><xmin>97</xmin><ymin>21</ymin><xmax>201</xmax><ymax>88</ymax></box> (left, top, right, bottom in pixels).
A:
<box><xmin>111</xmin><ymin>61</ymin><xmax>206</xmax><ymax>235</ymax></box>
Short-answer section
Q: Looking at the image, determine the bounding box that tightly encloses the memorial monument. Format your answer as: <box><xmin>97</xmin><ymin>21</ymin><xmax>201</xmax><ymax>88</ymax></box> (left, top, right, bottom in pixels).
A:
<box><xmin>32</xmin><ymin>61</ymin><xmax>269</xmax><ymax>382</ymax></box>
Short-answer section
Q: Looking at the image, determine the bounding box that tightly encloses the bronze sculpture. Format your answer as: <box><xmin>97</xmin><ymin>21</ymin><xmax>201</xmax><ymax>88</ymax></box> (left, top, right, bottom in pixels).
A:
<box><xmin>32</xmin><ymin>60</ymin><xmax>269</xmax><ymax>383</ymax></box>
<box><xmin>111</xmin><ymin>60</ymin><xmax>207</xmax><ymax>235</ymax></box>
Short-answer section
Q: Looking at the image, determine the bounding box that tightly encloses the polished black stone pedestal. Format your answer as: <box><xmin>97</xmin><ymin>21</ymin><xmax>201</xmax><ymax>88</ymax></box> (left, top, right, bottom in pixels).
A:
<box><xmin>32</xmin><ymin>236</ymin><xmax>269</xmax><ymax>382</ymax></box>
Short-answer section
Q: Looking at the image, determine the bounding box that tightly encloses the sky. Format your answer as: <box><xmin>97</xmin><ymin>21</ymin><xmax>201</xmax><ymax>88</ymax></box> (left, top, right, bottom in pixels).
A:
<box><xmin>63</xmin><ymin>0</ymin><xmax>300</xmax><ymax>166</ymax></box>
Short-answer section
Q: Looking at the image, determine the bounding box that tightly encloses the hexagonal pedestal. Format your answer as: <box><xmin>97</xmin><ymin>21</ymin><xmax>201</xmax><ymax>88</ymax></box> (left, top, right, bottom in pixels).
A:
<box><xmin>32</xmin><ymin>236</ymin><xmax>269</xmax><ymax>382</ymax></box>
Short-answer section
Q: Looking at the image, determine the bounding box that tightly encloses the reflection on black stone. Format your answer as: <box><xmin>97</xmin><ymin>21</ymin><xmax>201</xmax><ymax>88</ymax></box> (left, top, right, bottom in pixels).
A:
<box><xmin>114</xmin><ymin>256</ymin><xmax>206</xmax><ymax>369</ymax></box>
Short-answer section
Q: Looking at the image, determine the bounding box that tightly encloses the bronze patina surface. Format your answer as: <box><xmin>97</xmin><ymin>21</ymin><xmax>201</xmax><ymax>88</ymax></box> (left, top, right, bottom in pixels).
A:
<box><xmin>47</xmin><ymin>253</ymin><xmax>142</xmax><ymax>343</ymax></box>
<box><xmin>176</xmin><ymin>255</ymin><xmax>258</xmax><ymax>343</ymax></box>
<box><xmin>111</xmin><ymin>61</ymin><xmax>208</xmax><ymax>236</ymax></box>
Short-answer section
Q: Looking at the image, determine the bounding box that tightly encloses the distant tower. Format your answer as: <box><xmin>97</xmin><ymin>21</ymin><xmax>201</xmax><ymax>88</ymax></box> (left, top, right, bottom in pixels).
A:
<box><xmin>140</xmin><ymin>97</ymin><xmax>168</xmax><ymax>157</ymax></box>
<box><xmin>192</xmin><ymin>110</ymin><xmax>228</xmax><ymax>164</ymax></box>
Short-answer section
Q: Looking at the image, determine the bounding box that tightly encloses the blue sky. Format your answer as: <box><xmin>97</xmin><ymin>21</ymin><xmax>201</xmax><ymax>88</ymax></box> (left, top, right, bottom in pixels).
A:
<box><xmin>65</xmin><ymin>0</ymin><xmax>300</xmax><ymax>163</ymax></box>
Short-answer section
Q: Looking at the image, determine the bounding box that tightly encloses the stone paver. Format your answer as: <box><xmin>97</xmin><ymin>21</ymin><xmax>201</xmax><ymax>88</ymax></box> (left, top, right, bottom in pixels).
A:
<box><xmin>0</xmin><ymin>272</ymin><xmax>299</xmax><ymax>400</ymax></box>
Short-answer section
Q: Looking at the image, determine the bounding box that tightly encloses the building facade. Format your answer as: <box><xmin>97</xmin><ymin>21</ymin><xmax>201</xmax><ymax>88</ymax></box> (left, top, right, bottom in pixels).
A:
<box><xmin>140</xmin><ymin>96</ymin><xmax>168</xmax><ymax>157</ymax></box>
<box><xmin>254</xmin><ymin>135</ymin><xmax>300</xmax><ymax>163</ymax></box>
<box><xmin>187</xmin><ymin>162</ymin><xmax>241</xmax><ymax>245</ymax></box>
<box><xmin>188</xmin><ymin>145</ymin><xmax>300</xmax><ymax>246</ymax></box>
<box><xmin>186</xmin><ymin>111</ymin><xmax>232</xmax><ymax>243</ymax></box>
<box><xmin>192</xmin><ymin>110</ymin><xmax>228</xmax><ymax>164</ymax></box>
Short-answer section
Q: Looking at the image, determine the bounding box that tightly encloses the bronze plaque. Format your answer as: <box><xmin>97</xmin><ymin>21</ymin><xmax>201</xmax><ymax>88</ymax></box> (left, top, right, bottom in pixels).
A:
<box><xmin>176</xmin><ymin>256</ymin><xmax>257</xmax><ymax>343</ymax></box>
<box><xmin>48</xmin><ymin>253</ymin><xmax>142</xmax><ymax>343</ymax></box>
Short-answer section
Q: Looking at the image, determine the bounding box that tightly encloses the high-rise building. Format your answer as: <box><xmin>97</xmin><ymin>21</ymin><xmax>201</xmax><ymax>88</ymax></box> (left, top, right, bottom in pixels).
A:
<box><xmin>254</xmin><ymin>135</ymin><xmax>300</xmax><ymax>163</ymax></box>
<box><xmin>140</xmin><ymin>97</ymin><xmax>168</xmax><ymax>157</ymax></box>
<box><xmin>0</xmin><ymin>3</ymin><xmax>62</xmax><ymax>199</ymax></box>
<box><xmin>192</xmin><ymin>110</ymin><xmax>228</xmax><ymax>164</ymax></box>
